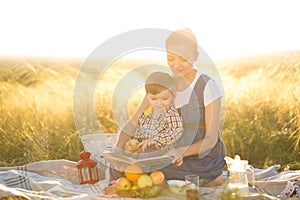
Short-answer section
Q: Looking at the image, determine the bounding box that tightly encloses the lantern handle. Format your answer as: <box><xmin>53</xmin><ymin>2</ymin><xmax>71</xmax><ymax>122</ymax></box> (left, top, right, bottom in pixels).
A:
<box><xmin>80</xmin><ymin>151</ymin><xmax>91</xmax><ymax>160</ymax></box>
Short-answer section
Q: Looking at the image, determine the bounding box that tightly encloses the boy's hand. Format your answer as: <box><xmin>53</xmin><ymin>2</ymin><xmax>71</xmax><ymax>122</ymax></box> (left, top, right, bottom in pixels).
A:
<box><xmin>140</xmin><ymin>138</ymin><xmax>155</xmax><ymax>152</ymax></box>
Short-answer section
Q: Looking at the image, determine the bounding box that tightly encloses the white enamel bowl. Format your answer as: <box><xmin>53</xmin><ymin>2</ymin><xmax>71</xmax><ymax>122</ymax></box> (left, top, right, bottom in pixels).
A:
<box><xmin>167</xmin><ymin>180</ymin><xmax>196</xmax><ymax>196</ymax></box>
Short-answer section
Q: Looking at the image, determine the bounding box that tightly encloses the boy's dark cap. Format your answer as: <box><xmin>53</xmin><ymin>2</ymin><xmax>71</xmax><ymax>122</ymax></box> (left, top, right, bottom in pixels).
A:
<box><xmin>145</xmin><ymin>71</ymin><xmax>175</xmax><ymax>92</ymax></box>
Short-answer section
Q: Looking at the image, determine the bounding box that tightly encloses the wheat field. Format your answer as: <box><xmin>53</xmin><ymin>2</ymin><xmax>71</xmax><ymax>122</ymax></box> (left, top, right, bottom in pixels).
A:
<box><xmin>0</xmin><ymin>52</ymin><xmax>299</xmax><ymax>170</ymax></box>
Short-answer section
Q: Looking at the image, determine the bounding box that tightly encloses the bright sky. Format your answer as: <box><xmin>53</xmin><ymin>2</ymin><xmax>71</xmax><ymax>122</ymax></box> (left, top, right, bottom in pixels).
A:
<box><xmin>0</xmin><ymin>0</ymin><xmax>299</xmax><ymax>61</ymax></box>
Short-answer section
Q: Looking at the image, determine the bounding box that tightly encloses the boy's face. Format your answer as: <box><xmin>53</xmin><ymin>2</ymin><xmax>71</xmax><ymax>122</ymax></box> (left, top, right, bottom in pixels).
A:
<box><xmin>166</xmin><ymin>44</ymin><xmax>198</xmax><ymax>78</ymax></box>
<box><xmin>147</xmin><ymin>89</ymin><xmax>174</xmax><ymax>111</ymax></box>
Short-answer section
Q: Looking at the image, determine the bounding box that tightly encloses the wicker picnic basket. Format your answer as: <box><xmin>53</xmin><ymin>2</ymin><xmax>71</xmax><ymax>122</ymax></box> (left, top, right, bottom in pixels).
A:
<box><xmin>116</xmin><ymin>182</ymin><xmax>165</xmax><ymax>199</ymax></box>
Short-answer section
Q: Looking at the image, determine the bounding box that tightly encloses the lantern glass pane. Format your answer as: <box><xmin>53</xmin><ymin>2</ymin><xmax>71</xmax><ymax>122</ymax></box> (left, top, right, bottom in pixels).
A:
<box><xmin>91</xmin><ymin>166</ymin><xmax>98</xmax><ymax>180</ymax></box>
<box><xmin>78</xmin><ymin>170</ymin><xmax>82</xmax><ymax>183</ymax></box>
<box><xmin>82</xmin><ymin>167</ymin><xmax>89</xmax><ymax>182</ymax></box>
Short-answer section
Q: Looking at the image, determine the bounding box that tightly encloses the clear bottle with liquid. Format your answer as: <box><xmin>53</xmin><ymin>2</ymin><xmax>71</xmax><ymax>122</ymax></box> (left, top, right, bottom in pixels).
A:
<box><xmin>226</xmin><ymin>155</ymin><xmax>255</xmax><ymax>195</ymax></box>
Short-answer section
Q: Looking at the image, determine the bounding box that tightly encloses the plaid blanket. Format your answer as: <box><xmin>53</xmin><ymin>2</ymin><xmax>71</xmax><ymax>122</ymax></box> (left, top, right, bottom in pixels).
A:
<box><xmin>0</xmin><ymin>160</ymin><xmax>299</xmax><ymax>199</ymax></box>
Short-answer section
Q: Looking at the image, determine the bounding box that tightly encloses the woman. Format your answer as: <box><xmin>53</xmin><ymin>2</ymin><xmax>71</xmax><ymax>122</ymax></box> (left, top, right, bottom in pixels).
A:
<box><xmin>115</xmin><ymin>28</ymin><xmax>226</xmax><ymax>186</ymax></box>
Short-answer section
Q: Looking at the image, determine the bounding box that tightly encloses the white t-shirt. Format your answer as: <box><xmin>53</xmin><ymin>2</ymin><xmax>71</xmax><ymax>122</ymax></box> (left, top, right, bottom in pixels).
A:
<box><xmin>174</xmin><ymin>71</ymin><xmax>222</xmax><ymax>108</ymax></box>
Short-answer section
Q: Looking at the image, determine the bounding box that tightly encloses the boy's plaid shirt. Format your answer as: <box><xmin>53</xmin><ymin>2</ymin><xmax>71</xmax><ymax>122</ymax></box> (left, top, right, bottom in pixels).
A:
<box><xmin>135</xmin><ymin>104</ymin><xmax>183</xmax><ymax>150</ymax></box>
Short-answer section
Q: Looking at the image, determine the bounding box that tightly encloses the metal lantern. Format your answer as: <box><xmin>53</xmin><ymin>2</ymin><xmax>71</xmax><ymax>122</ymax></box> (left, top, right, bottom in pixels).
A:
<box><xmin>76</xmin><ymin>151</ymin><xmax>99</xmax><ymax>184</ymax></box>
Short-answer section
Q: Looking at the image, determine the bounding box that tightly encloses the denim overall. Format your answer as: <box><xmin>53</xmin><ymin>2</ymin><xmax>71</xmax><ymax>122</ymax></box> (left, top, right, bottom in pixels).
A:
<box><xmin>161</xmin><ymin>74</ymin><xmax>226</xmax><ymax>185</ymax></box>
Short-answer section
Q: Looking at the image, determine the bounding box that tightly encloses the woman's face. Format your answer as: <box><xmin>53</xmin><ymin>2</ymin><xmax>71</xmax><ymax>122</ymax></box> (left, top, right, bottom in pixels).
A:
<box><xmin>166</xmin><ymin>45</ymin><xmax>198</xmax><ymax>78</ymax></box>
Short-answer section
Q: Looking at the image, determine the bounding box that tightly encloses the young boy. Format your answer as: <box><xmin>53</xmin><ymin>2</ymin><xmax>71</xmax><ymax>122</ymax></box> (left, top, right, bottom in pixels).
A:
<box><xmin>132</xmin><ymin>71</ymin><xmax>183</xmax><ymax>152</ymax></box>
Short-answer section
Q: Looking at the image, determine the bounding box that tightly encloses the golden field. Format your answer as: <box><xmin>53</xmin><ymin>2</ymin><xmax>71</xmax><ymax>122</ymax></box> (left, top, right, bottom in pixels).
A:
<box><xmin>0</xmin><ymin>51</ymin><xmax>299</xmax><ymax>170</ymax></box>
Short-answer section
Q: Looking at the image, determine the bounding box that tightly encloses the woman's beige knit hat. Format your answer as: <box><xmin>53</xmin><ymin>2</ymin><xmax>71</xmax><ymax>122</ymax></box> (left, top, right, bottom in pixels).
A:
<box><xmin>166</xmin><ymin>28</ymin><xmax>198</xmax><ymax>54</ymax></box>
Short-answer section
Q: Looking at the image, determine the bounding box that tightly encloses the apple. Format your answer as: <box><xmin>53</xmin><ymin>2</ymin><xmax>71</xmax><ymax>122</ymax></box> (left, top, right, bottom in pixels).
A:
<box><xmin>115</xmin><ymin>177</ymin><xmax>132</xmax><ymax>190</ymax></box>
<box><xmin>124</xmin><ymin>139</ymin><xmax>140</xmax><ymax>153</ymax></box>
<box><xmin>150</xmin><ymin>170</ymin><xmax>165</xmax><ymax>185</ymax></box>
<box><xmin>137</xmin><ymin>174</ymin><xmax>153</xmax><ymax>188</ymax></box>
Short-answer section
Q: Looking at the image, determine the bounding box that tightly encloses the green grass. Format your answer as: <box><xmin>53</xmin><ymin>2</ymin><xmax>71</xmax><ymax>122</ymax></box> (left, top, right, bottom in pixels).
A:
<box><xmin>0</xmin><ymin>52</ymin><xmax>299</xmax><ymax>170</ymax></box>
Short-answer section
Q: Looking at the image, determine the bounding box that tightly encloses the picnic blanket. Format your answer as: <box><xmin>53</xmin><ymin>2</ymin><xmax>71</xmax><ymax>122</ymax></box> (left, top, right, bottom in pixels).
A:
<box><xmin>0</xmin><ymin>160</ymin><xmax>299</xmax><ymax>199</ymax></box>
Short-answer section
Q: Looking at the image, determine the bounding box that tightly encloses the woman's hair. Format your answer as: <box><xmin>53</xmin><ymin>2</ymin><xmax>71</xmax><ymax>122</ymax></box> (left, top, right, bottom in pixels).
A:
<box><xmin>166</xmin><ymin>28</ymin><xmax>197</xmax><ymax>52</ymax></box>
<box><xmin>145</xmin><ymin>72</ymin><xmax>175</xmax><ymax>95</ymax></box>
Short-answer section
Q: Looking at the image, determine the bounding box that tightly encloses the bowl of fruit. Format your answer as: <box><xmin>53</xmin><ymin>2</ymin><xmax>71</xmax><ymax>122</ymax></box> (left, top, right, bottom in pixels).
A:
<box><xmin>104</xmin><ymin>164</ymin><xmax>166</xmax><ymax>198</ymax></box>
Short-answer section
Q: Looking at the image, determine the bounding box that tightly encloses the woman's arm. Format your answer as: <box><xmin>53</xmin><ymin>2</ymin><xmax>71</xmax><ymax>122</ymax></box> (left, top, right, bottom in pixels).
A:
<box><xmin>170</xmin><ymin>97</ymin><xmax>221</xmax><ymax>165</ymax></box>
<box><xmin>115</xmin><ymin>95</ymin><xmax>150</xmax><ymax>148</ymax></box>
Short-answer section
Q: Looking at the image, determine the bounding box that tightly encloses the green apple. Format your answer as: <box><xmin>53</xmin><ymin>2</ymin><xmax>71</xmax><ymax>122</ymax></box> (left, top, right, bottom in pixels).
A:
<box><xmin>137</xmin><ymin>174</ymin><xmax>153</xmax><ymax>188</ymax></box>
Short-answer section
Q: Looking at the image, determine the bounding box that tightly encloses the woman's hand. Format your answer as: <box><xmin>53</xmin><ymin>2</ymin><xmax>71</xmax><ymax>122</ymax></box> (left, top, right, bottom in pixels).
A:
<box><xmin>140</xmin><ymin>94</ymin><xmax>150</xmax><ymax>111</ymax></box>
<box><xmin>165</xmin><ymin>148</ymin><xmax>185</xmax><ymax>166</ymax></box>
<box><xmin>172</xmin><ymin>156</ymin><xmax>183</xmax><ymax>166</ymax></box>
